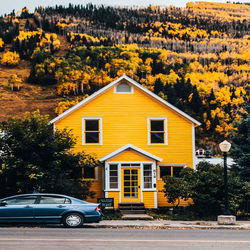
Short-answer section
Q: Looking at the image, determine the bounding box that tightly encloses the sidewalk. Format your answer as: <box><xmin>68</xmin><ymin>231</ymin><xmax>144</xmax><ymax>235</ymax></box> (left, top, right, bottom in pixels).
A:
<box><xmin>91</xmin><ymin>220</ymin><xmax>250</xmax><ymax>230</ymax></box>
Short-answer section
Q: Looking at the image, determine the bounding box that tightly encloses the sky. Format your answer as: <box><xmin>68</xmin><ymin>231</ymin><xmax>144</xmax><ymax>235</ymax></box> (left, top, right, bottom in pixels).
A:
<box><xmin>1</xmin><ymin>0</ymin><xmax>249</xmax><ymax>16</ymax></box>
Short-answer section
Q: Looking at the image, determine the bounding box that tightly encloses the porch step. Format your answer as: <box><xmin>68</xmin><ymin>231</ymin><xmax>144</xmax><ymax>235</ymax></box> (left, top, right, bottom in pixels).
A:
<box><xmin>120</xmin><ymin>210</ymin><xmax>146</xmax><ymax>214</ymax></box>
<box><xmin>119</xmin><ymin>203</ymin><xmax>146</xmax><ymax>214</ymax></box>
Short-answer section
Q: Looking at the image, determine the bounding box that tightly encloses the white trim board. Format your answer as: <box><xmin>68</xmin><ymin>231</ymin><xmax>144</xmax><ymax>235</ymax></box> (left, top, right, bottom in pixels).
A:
<box><xmin>99</xmin><ymin>144</ymin><xmax>163</xmax><ymax>162</ymax></box>
<box><xmin>50</xmin><ymin>74</ymin><xmax>201</xmax><ymax>126</ymax></box>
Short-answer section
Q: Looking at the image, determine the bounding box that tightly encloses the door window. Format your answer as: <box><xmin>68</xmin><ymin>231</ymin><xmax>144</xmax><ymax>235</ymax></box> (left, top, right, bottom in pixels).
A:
<box><xmin>4</xmin><ymin>196</ymin><xmax>37</xmax><ymax>205</ymax></box>
<box><xmin>39</xmin><ymin>196</ymin><xmax>71</xmax><ymax>204</ymax></box>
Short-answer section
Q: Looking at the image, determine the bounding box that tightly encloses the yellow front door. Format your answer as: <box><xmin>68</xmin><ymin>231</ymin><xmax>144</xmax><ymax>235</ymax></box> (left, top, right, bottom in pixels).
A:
<box><xmin>121</xmin><ymin>168</ymin><xmax>141</xmax><ymax>202</ymax></box>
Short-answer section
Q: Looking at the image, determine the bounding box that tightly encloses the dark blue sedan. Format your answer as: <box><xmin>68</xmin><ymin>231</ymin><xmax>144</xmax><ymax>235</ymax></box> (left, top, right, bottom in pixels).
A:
<box><xmin>0</xmin><ymin>193</ymin><xmax>102</xmax><ymax>227</ymax></box>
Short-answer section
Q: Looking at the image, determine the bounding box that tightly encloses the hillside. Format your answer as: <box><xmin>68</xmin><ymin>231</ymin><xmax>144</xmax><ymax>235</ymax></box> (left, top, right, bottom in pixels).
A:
<box><xmin>0</xmin><ymin>2</ymin><xmax>249</xmax><ymax>151</ymax></box>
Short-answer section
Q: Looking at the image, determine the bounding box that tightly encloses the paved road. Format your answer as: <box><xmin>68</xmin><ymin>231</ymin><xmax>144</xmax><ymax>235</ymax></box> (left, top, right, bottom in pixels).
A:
<box><xmin>0</xmin><ymin>227</ymin><xmax>249</xmax><ymax>250</ymax></box>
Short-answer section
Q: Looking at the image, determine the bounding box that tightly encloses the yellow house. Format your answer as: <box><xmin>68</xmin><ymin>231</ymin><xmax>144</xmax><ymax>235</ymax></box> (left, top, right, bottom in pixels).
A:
<box><xmin>51</xmin><ymin>74</ymin><xmax>200</xmax><ymax>209</ymax></box>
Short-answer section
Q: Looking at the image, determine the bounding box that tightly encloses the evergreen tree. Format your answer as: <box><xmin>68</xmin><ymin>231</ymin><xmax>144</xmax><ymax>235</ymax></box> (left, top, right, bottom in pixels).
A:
<box><xmin>190</xmin><ymin>86</ymin><xmax>202</xmax><ymax>115</ymax></box>
<box><xmin>154</xmin><ymin>78</ymin><xmax>164</xmax><ymax>94</ymax></box>
<box><xmin>230</xmin><ymin>103</ymin><xmax>250</xmax><ymax>181</ymax></box>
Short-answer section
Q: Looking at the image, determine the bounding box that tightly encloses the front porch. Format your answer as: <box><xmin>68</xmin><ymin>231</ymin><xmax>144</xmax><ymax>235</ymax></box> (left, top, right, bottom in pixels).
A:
<box><xmin>99</xmin><ymin>144</ymin><xmax>162</xmax><ymax>209</ymax></box>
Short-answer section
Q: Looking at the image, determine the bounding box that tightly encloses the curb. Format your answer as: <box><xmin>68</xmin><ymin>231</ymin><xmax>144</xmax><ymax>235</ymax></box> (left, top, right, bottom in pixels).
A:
<box><xmin>92</xmin><ymin>225</ymin><xmax>250</xmax><ymax>230</ymax></box>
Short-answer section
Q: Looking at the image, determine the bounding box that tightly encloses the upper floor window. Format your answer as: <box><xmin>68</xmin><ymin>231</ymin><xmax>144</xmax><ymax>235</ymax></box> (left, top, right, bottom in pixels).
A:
<box><xmin>148</xmin><ymin>118</ymin><xmax>167</xmax><ymax>145</ymax></box>
<box><xmin>115</xmin><ymin>82</ymin><xmax>133</xmax><ymax>93</ymax></box>
<box><xmin>82</xmin><ymin>117</ymin><xmax>103</xmax><ymax>145</ymax></box>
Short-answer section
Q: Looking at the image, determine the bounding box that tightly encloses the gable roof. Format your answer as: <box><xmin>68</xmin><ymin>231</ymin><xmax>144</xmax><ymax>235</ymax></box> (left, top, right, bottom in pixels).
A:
<box><xmin>50</xmin><ymin>74</ymin><xmax>201</xmax><ymax>126</ymax></box>
<box><xmin>99</xmin><ymin>144</ymin><xmax>163</xmax><ymax>162</ymax></box>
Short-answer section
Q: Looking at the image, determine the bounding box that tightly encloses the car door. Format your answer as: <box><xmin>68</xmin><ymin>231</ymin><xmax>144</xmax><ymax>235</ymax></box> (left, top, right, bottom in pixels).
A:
<box><xmin>34</xmin><ymin>195</ymin><xmax>71</xmax><ymax>223</ymax></box>
<box><xmin>0</xmin><ymin>195</ymin><xmax>37</xmax><ymax>222</ymax></box>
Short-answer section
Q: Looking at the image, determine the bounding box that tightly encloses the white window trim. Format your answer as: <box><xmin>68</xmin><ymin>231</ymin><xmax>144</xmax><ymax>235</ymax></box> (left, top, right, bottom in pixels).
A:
<box><xmin>157</xmin><ymin>164</ymin><xmax>187</xmax><ymax>180</ymax></box>
<box><xmin>104</xmin><ymin>162</ymin><xmax>157</xmax><ymax>193</ymax></box>
<box><xmin>147</xmin><ymin>117</ymin><xmax>168</xmax><ymax>146</ymax></box>
<box><xmin>106</xmin><ymin>163</ymin><xmax>120</xmax><ymax>191</ymax></box>
<box><xmin>82</xmin><ymin>117</ymin><xmax>103</xmax><ymax>146</ymax></box>
<box><xmin>114</xmin><ymin>83</ymin><xmax>134</xmax><ymax>94</ymax></box>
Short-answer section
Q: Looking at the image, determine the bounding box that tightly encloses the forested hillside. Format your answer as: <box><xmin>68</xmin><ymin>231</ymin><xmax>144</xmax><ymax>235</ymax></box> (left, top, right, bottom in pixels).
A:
<box><xmin>0</xmin><ymin>2</ymin><xmax>249</xmax><ymax>152</ymax></box>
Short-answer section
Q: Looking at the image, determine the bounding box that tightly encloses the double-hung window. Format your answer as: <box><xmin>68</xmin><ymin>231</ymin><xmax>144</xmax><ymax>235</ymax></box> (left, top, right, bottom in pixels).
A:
<box><xmin>143</xmin><ymin>164</ymin><xmax>152</xmax><ymax>189</ymax></box>
<box><xmin>82</xmin><ymin>117</ymin><xmax>103</xmax><ymax>145</ymax></box>
<box><xmin>109</xmin><ymin>164</ymin><xmax>118</xmax><ymax>189</ymax></box>
<box><xmin>148</xmin><ymin>118</ymin><xmax>167</xmax><ymax>145</ymax></box>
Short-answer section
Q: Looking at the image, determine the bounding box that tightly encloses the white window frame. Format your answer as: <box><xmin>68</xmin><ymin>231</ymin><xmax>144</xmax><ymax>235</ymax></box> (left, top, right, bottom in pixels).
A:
<box><xmin>157</xmin><ymin>164</ymin><xmax>187</xmax><ymax>180</ymax></box>
<box><xmin>82</xmin><ymin>117</ymin><xmax>103</xmax><ymax>146</ymax></box>
<box><xmin>114</xmin><ymin>82</ymin><xmax>134</xmax><ymax>94</ymax></box>
<box><xmin>147</xmin><ymin>117</ymin><xmax>168</xmax><ymax>146</ymax></box>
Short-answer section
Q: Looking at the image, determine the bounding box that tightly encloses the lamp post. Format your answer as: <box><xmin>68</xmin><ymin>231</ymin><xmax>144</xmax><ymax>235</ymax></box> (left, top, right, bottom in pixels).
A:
<box><xmin>219</xmin><ymin>140</ymin><xmax>231</xmax><ymax>215</ymax></box>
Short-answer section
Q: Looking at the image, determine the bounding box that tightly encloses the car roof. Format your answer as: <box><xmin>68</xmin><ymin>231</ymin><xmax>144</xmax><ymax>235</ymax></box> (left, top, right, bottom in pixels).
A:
<box><xmin>1</xmin><ymin>193</ymin><xmax>74</xmax><ymax>200</ymax></box>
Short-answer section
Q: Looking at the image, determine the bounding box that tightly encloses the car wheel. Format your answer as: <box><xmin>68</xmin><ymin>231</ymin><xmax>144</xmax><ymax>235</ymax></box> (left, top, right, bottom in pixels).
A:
<box><xmin>63</xmin><ymin>213</ymin><xmax>84</xmax><ymax>228</ymax></box>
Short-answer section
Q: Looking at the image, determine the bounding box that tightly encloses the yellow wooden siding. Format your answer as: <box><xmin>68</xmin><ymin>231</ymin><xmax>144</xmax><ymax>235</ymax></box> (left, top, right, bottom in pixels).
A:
<box><xmin>55</xmin><ymin>80</ymin><xmax>194</xmax><ymax>207</ymax></box>
<box><xmin>157</xmin><ymin>179</ymin><xmax>192</xmax><ymax>207</ymax></box>
<box><xmin>85</xmin><ymin>166</ymin><xmax>102</xmax><ymax>203</ymax></box>
<box><xmin>109</xmin><ymin>149</ymin><xmax>152</xmax><ymax>162</ymax></box>
<box><xmin>107</xmin><ymin>191</ymin><xmax>120</xmax><ymax>209</ymax></box>
<box><xmin>55</xmin><ymin>83</ymin><xmax>193</xmax><ymax>168</ymax></box>
<box><xmin>143</xmin><ymin>191</ymin><xmax>155</xmax><ymax>208</ymax></box>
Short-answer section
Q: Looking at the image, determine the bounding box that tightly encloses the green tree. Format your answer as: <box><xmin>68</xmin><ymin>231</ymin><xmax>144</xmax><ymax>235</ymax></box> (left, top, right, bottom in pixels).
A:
<box><xmin>230</xmin><ymin>103</ymin><xmax>250</xmax><ymax>182</ymax></box>
<box><xmin>163</xmin><ymin>168</ymin><xmax>193</xmax><ymax>207</ymax></box>
<box><xmin>162</xmin><ymin>162</ymin><xmax>244</xmax><ymax>217</ymax></box>
<box><xmin>0</xmin><ymin>110</ymin><xmax>98</xmax><ymax>199</ymax></box>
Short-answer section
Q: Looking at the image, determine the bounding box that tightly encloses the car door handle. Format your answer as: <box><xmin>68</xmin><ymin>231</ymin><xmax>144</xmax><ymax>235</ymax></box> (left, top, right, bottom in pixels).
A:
<box><xmin>24</xmin><ymin>205</ymin><xmax>33</xmax><ymax>208</ymax></box>
<box><xmin>57</xmin><ymin>205</ymin><xmax>66</xmax><ymax>208</ymax></box>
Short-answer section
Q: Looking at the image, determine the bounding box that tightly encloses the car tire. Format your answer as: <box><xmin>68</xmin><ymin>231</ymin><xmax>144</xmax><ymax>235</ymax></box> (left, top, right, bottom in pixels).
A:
<box><xmin>63</xmin><ymin>213</ymin><xmax>84</xmax><ymax>228</ymax></box>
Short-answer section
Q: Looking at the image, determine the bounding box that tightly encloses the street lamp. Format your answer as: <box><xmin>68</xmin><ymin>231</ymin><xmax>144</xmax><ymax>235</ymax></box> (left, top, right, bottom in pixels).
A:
<box><xmin>219</xmin><ymin>140</ymin><xmax>231</xmax><ymax>215</ymax></box>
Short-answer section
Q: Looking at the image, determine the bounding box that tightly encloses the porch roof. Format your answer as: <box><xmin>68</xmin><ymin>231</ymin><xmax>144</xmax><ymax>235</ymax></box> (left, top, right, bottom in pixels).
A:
<box><xmin>99</xmin><ymin>144</ymin><xmax>163</xmax><ymax>162</ymax></box>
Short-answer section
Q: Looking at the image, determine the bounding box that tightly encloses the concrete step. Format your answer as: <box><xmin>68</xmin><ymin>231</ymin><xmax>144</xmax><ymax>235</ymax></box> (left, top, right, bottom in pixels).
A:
<box><xmin>120</xmin><ymin>210</ymin><xmax>146</xmax><ymax>214</ymax></box>
<box><xmin>121</xmin><ymin>214</ymin><xmax>153</xmax><ymax>220</ymax></box>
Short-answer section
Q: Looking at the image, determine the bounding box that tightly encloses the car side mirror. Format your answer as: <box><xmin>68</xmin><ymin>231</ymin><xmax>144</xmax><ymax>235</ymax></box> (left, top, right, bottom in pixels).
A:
<box><xmin>0</xmin><ymin>201</ymin><xmax>7</xmax><ymax>206</ymax></box>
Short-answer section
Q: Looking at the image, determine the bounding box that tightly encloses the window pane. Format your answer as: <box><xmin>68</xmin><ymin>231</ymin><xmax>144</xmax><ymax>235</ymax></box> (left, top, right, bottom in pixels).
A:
<box><xmin>151</xmin><ymin>120</ymin><xmax>164</xmax><ymax>131</ymax></box>
<box><xmin>143</xmin><ymin>164</ymin><xmax>152</xmax><ymax>189</ymax></box>
<box><xmin>110</xmin><ymin>177</ymin><xmax>118</xmax><ymax>183</ymax></box>
<box><xmin>110</xmin><ymin>182</ymin><xmax>118</xmax><ymax>188</ymax></box>
<box><xmin>144</xmin><ymin>164</ymin><xmax>151</xmax><ymax>171</ymax></box>
<box><xmin>85</xmin><ymin>120</ymin><xmax>99</xmax><ymax>131</ymax></box>
<box><xmin>151</xmin><ymin>132</ymin><xmax>164</xmax><ymax>143</ymax></box>
<box><xmin>144</xmin><ymin>171</ymin><xmax>151</xmax><ymax>176</ymax></box>
<box><xmin>109</xmin><ymin>164</ymin><xmax>118</xmax><ymax>189</ymax></box>
<box><xmin>110</xmin><ymin>171</ymin><xmax>117</xmax><ymax>176</ymax></box>
<box><xmin>173</xmin><ymin>167</ymin><xmax>184</xmax><ymax>177</ymax></box>
<box><xmin>110</xmin><ymin>164</ymin><xmax>118</xmax><ymax>171</ymax></box>
<box><xmin>131</xmin><ymin>170</ymin><xmax>138</xmax><ymax>175</ymax></box>
<box><xmin>116</xmin><ymin>82</ymin><xmax>131</xmax><ymax>92</ymax></box>
<box><xmin>5</xmin><ymin>196</ymin><xmax>37</xmax><ymax>205</ymax></box>
<box><xmin>83</xmin><ymin>167</ymin><xmax>95</xmax><ymax>179</ymax></box>
<box><xmin>144</xmin><ymin>177</ymin><xmax>152</xmax><ymax>183</ymax></box>
<box><xmin>39</xmin><ymin>196</ymin><xmax>71</xmax><ymax>204</ymax></box>
<box><xmin>160</xmin><ymin>166</ymin><xmax>171</xmax><ymax>178</ymax></box>
<box><xmin>145</xmin><ymin>183</ymin><xmax>152</xmax><ymax>188</ymax></box>
<box><xmin>85</xmin><ymin>132</ymin><xmax>99</xmax><ymax>143</ymax></box>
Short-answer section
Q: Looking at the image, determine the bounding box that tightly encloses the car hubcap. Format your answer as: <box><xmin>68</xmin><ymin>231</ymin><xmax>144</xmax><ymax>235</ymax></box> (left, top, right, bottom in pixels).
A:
<box><xmin>66</xmin><ymin>215</ymin><xmax>81</xmax><ymax>227</ymax></box>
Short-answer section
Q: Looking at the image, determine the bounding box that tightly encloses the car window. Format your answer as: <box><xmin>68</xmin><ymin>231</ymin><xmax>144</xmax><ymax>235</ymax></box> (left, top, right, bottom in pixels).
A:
<box><xmin>39</xmin><ymin>196</ymin><xmax>71</xmax><ymax>204</ymax></box>
<box><xmin>4</xmin><ymin>196</ymin><xmax>37</xmax><ymax>205</ymax></box>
